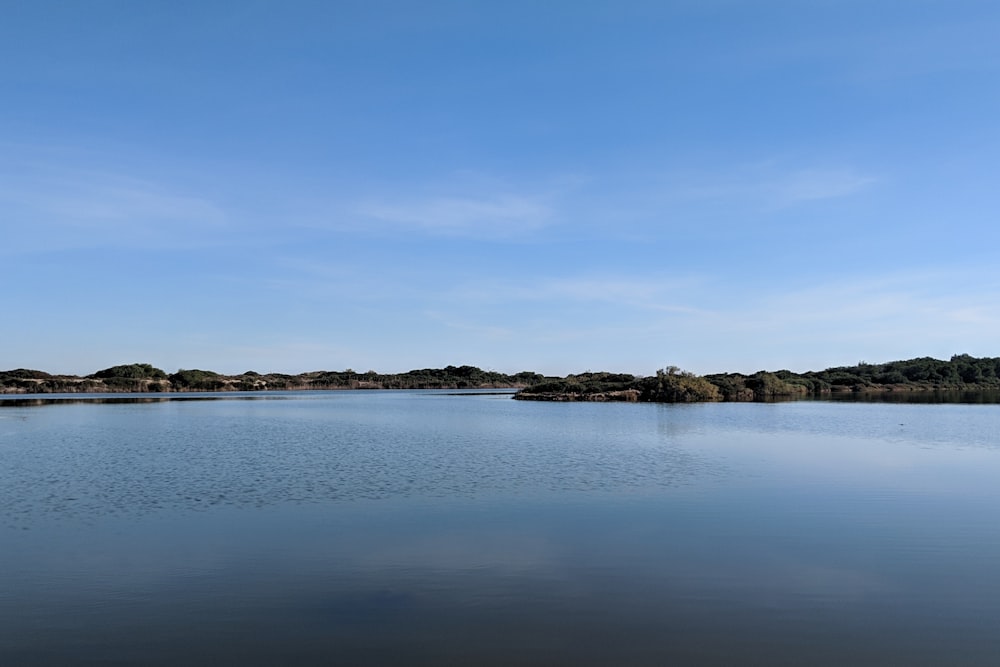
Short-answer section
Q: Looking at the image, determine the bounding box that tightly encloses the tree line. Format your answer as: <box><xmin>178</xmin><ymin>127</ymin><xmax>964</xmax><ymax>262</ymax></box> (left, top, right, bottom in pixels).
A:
<box><xmin>0</xmin><ymin>363</ymin><xmax>547</xmax><ymax>394</ymax></box>
<box><xmin>3</xmin><ymin>355</ymin><xmax>1000</xmax><ymax>400</ymax></box>
<box><xmin>515</xmin><ymin>354</ymin><xmax>1000</xmax><ymax>402</ymax></box>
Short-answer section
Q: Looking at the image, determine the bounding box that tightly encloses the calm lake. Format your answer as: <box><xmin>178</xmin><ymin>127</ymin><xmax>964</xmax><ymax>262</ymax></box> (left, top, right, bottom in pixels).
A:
<box><xmin>2</xmin><ymin>390</ymin><xmax>1000</xmax><ymax>666</ymax></box>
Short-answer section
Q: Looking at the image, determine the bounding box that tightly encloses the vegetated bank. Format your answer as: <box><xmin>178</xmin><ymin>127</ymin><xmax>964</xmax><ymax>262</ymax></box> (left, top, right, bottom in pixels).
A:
<box><xmin>0</xmin><ymin>364</ymin><xmax>547</xmax><ymax>394</ymax></box>
<box><xmin>514</xmin><ymin>355</ymin><xmax>1000</xmax><ymax>403</ymax></box>
<box><xmin>3</xmin><ymin>355</ymin><xmax>1000</xmax><ymax>402</ymax></box>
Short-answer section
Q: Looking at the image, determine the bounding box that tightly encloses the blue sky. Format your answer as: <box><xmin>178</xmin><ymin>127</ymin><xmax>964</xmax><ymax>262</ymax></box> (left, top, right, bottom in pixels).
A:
<box><xmin>3</xmin><ymin>1</ymin><xmax>999</xmax><ymax>376</ymax></box>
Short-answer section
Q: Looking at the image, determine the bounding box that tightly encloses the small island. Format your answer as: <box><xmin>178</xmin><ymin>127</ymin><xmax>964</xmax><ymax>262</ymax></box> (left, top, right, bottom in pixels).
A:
<box><xmin>2</xmin><ymin>355</ymin><xmax>999</xmax><ymax>402</ymax></box>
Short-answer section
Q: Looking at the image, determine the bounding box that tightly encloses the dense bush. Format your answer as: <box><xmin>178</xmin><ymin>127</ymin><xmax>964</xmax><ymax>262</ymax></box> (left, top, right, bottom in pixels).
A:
<box><xmin>637</xmin><ymin>370</ymin><xmax>721</xmax><ymax>402</ymax></box>
<box><xmin>169</xmin><ymin>369</ymin><xmax>227</xmax><ymax>391</ymax></box>
<box><xmin>92</xmin><ymin>363</ymin><xmax>167</xmax><ymax>380</ymax></box>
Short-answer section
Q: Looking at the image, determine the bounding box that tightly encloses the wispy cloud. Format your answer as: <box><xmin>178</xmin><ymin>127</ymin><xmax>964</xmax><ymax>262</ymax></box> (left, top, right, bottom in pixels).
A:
<box><xmin>751</xmin><ymin>272</ymin><xmax>1000</xmax><ymax>332</ymax></box>
<box><xmin>663</xmin><ymin>162</ymin><xmax>877</xmax><ymax>209</ymax></box>
<box><xmin>675</xmin><ymin>269</ymin><xmax>1000</xmax><ymax>372</ymax></box>
<box><xmin>354</xmin><ymin>192</ymin><xmax>553</xmax><ymax>237</ymax></box>
<box><xmin>769</xmin><ymin>168</ymin><xmax>876</xmax><ymax>205</ymax></box>
<box><xmin>256</xmin><ymin>257</ymin><xmax>424</xmax><ymax>303</ymax></box>
<box><xmin>431</xmin><ymin>268</ymin><xmax>1000</xmax><ymax>375</ymax></box>
<box><xmin>39</xmin><ymin>177</ymin><xmax>225</xmax><ymax>227</ymax></box>
<box><xmin>445</xmin><ymin>274</ymin><xmax>710</xmax><ymax>314</ymax></box>
<box><xmin>423</xmin><ymin>311</ymin><xmax>515</xmax><ymax>340</ymax></box>
<box><xmin>0</xmin><ymin>155</ymin><xmax>228</xmax><ymax>253</ymax></box>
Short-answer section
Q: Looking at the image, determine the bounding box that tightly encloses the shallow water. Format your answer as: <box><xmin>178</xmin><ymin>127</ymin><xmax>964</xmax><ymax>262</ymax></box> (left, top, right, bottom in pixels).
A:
<box><xmin>2</xmin><ymin>391</ymin><xmax>1000</xmax><ymax>665</ymax></box>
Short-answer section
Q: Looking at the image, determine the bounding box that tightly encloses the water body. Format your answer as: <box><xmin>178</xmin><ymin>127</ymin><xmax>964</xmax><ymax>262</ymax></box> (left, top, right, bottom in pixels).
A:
<box><xmin>2</xmin><ymin>390</ymin><xmax>999</xmax><ymax>666</ymax></box>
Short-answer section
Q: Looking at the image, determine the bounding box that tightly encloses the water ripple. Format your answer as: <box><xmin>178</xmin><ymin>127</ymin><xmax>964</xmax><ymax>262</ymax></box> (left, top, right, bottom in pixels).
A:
<box><xmin>0</xmin><ymin>393</ymin><xmax>718</xmax><ymax>526</ymax></box>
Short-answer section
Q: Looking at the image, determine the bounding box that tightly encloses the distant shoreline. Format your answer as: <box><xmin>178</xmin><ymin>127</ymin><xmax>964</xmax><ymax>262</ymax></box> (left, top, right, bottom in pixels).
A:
<box><xmin>0</xmin><ymin>364</ymin><xmax>541</xmax><ymax>395</ymax></box>
<box><xmin>3</xmin><ymin>355</ymin><xmax>999</xmax><ymax>403</ymax></box>
<box><xmin>514</xmin><ymin>355</ymin><xmax>1000</xmax><ymax>403</ymax></box>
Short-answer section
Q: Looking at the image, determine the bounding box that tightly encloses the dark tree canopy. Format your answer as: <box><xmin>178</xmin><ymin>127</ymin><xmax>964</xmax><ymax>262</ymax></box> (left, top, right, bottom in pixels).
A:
<box><xmin>92</xmin><ymin>363</ymin><xmax>167</xmax><ymax>380</ymax></box>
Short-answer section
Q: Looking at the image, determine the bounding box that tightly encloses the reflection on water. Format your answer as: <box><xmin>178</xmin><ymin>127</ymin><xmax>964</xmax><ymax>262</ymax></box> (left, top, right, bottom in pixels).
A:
<box><xmin>0</xmin><ymin>389</ymin><xmax>517</xmax><ymax>408</ymax></box>
<box><xmin>0</xmin><ymin>392</ymin><xmax>715</xmax><ymax>525</ymax></box>
<box><xmin>0</xmin><ymin>391</ymin><xmax>297</xmax><ymax>408</ymax></box>
<box><xmin>826</xmin><ymin>389</ymin><xmax>1000</xmax><ymax>404</ymax></box>
<box><xmin>2</xmin><ymin>392</ymin><xmax>1000</xmax><ymax>666</ymax></box>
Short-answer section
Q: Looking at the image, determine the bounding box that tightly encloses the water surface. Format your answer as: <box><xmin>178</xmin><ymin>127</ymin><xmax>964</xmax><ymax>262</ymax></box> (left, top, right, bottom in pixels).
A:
<box><xmin>2</xmin><ymin>391</ymin><xmax>999</xmax><ymax>665</ymax></box>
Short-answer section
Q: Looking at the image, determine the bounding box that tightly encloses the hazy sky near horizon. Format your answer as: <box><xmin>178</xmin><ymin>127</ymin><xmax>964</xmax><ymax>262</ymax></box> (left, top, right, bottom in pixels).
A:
<box><xmin>3</xmin><ymin>0</ymin><xmax>999</xmax><ymax>376</ymax></box>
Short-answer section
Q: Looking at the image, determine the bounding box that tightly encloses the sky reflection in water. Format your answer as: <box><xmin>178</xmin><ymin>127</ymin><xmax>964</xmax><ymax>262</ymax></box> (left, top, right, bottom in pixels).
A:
<box><xmin>2</xmin><ymin>392</ymin><xmax>1000</xmax><ymax>666</ymax></box>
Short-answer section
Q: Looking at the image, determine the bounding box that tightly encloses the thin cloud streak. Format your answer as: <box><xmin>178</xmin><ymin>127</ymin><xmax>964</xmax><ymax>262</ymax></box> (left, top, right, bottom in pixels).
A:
<box><xmin>771</xmin><ymin>168</ymin><xmax>876</xmax><ymax>205</ymax></box>
<box><xmin>426</xmin><ymin>269</ymin><xmax>1000</xmax><ymax>375</ymax></box>
<box><xmin>0</xmin><ymin>158</ymin><xmax>229</xmax><ymax>253</ymax></box>
<box><xmin>661</xmin><ymin>162</ymin><xmax>877</xmax><ymax>209</ymax></box>
<box><xmin>354</xmin><ymin>193</ymin><xmax>553</xmax><ymax>236</ymax></box>
<box><xmin>671</xmin><ymin>271</ymin><xmax>1000</xmax><ymax>373</ymax></box>
<box><xmin>424</xmin><ymin>311</ymin><xmax>515</xmax><ymax>340</ymax></box>
<box><xmin>445</xmin><ymin>275</ymin><xmax>712</xmax><ymax>315</ymax></box>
